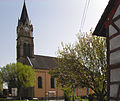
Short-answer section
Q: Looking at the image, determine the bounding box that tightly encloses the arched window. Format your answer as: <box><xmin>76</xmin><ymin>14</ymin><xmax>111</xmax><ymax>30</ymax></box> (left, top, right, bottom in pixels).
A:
<box><xmin>51</xmin><ymin>78</ymin><xmax>55</xmax><ymax>88</ymax></box>
<box><xmin>28</xmin><ymin>44</ymin><xmax>31</xmax><ymax>57</ymax></box>
<box><xmin>23</xmin><ymin>43</ymin><xmax>31</xmax><ymax>57</ymax></box>
<box><xmin>23</xmin><ymin>43</ymin><xmax>27</xmax><ymax>57</ymax></box>
<box><xmin>38</xmin><ymin>77</ymin><xmax>42</xmax><ymax>88</ymax></box>
<box><xmin>17</xmin><ymin>46</ymin><xmax>20</xmax><ymax>58</ymax></box>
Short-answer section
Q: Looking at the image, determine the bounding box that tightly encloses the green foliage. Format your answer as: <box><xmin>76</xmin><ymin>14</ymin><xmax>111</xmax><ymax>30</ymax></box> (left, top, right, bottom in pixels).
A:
<box><xmin>50</xmin><ymin>31</ymin><xmax>107</xmax><ymax>101</ymax></box>
<box><xmin>1</xmin><ymin>62</ymin><xmax>35</xmax><ymax>88</ymax></box>
<box><xmin>61</xmin><ymin>86</ymin><xmax>73</xmax><ymax>101</ymax></box>
<box><xmin>16</xmin><ymin>63</ymin><xmax>35</xmax><ymax>88</ymax></box>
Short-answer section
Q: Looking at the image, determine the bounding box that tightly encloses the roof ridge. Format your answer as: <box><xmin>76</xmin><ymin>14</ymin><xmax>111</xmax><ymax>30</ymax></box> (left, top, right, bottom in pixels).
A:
<box><xmin>34</xmin><ymin>54</ymin><xmax>57</xmax><ymax>58</ymax></box>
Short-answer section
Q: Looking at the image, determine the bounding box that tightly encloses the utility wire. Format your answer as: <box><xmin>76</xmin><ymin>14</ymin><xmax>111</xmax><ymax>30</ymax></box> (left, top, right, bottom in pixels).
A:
<box><xmin>79</xmin><ymin>0</ymin><xmax>91</xmax><ymax>32</ymax></box>
<box><xmin>80</xmin><ymin>0</ymin><xmax>88</xmax><ymax>31</ymax></box>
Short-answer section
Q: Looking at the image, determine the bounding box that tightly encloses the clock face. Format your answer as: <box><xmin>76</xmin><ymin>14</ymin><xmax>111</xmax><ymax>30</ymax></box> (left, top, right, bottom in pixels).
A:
<box><xmin>24</xmin><ymin>27</ymin><xmax>29</xmax><ymax>32</ymax></box>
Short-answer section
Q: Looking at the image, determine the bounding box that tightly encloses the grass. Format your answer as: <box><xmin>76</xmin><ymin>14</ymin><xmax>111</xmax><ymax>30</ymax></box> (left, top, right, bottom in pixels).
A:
<box><xmin>82</xmin><ymin>99</ymin><xmax>89</xmax><ymax>101</ymax></box>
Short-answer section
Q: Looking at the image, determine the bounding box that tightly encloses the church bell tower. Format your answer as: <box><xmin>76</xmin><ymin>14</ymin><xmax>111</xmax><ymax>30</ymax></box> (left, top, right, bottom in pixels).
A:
<box><xmin>17</xmin><ymin>1</ymin><xmax>34</xmax><ymax>64</ymax></box>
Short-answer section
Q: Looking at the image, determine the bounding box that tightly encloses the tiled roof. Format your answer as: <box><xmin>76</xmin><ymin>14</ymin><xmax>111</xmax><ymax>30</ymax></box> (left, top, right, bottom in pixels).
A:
<box><xmin>93</xmin><ymin>0</ymin><xmax>116</xmax><ymax>37</ymax></box>
<box><xmin>29</xmin><ymin>55</ymin><xmax>58</xmax><ymax>69</ymax></box>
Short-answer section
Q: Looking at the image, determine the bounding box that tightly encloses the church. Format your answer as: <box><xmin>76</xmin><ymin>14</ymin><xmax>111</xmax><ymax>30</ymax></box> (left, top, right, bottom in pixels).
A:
<box><xmin>16</xmin><ymin>1</ymin><xmax>89</xmax><ymax>99</ymax></box>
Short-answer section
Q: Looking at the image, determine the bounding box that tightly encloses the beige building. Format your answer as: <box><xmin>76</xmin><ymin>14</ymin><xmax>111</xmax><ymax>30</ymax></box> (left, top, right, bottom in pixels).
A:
<box><xmin>16</xmin><ymin>1</ymin><xmax>89</xmax><ymax>99</ymax></box>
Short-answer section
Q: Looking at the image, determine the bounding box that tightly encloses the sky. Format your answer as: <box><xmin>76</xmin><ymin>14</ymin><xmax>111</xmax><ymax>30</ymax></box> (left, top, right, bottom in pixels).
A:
<box><xmin>0</xmin><ymin>0</ymin><xmax>109</xmax><ymax>67</ymax></box>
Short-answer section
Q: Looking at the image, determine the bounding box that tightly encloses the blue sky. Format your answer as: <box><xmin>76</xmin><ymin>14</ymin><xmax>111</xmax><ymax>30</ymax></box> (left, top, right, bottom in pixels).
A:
<box><xmin>0</xmin><ymin>0</ymin><xmax>109</xmax><ymax>67</ymax></box>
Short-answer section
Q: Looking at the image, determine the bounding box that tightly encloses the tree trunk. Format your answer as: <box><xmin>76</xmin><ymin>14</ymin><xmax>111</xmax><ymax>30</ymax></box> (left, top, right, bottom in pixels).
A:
<box><xmin>18</xmin><ymin>87</ymin><xmax>22</xmax><ymax>100</ymax></box>
<box><xmin>97</xmin><ymin>94</ymin><xmax>105</xmax><ymax>101</ymax></box>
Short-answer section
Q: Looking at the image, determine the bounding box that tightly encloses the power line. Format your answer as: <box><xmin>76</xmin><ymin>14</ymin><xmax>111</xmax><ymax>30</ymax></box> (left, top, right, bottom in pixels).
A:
<box><xmin>80</xmin><ymin>0</ymin><xmax>88</xmax><ymax>31</ymax></box>
<box><xmin>79</xmin><ymin>0</ymin><xmax>91</xmax><ymax>32</ymax></box>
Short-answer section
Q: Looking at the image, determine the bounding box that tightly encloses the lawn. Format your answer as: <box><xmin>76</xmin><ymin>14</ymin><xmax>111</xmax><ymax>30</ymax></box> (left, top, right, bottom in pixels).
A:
<box><xmin>82</xmin><ymin>99</ymin><xmax>89</xmax><ymax>101</ymax></box>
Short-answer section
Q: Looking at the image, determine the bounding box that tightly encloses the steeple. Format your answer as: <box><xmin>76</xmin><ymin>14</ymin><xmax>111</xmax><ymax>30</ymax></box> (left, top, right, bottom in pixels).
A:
<box><xmin>20</xmin><ymin>0</ymin><xmax>29</xmax><ymax>25</ymax></box>
<box><xmin>17</xmin><ymin>0</ymin><xmax>34</xmax><ymax>64</ymax></box>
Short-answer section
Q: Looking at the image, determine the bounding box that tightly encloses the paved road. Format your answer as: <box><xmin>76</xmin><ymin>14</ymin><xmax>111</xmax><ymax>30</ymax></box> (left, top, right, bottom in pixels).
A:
<box><xmin>7</xmin><ymin>97</ymin><xmax>65</xmax><ymax>101</ymax></box>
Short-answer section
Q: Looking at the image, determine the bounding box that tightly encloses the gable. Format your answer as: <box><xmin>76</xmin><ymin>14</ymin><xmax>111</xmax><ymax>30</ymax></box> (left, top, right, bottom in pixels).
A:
<box><xmin>93</xmin><ymin>0</ymin><xmax>120</xmax><ymax>37</ymax></box>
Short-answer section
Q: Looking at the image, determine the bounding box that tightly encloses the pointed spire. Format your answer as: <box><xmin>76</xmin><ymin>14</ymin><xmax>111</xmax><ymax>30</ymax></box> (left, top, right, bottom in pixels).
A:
<box><xmin>20</xmin><ymin>0</ymin><xmax>29</xmax><ymax>25</ymax></box>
